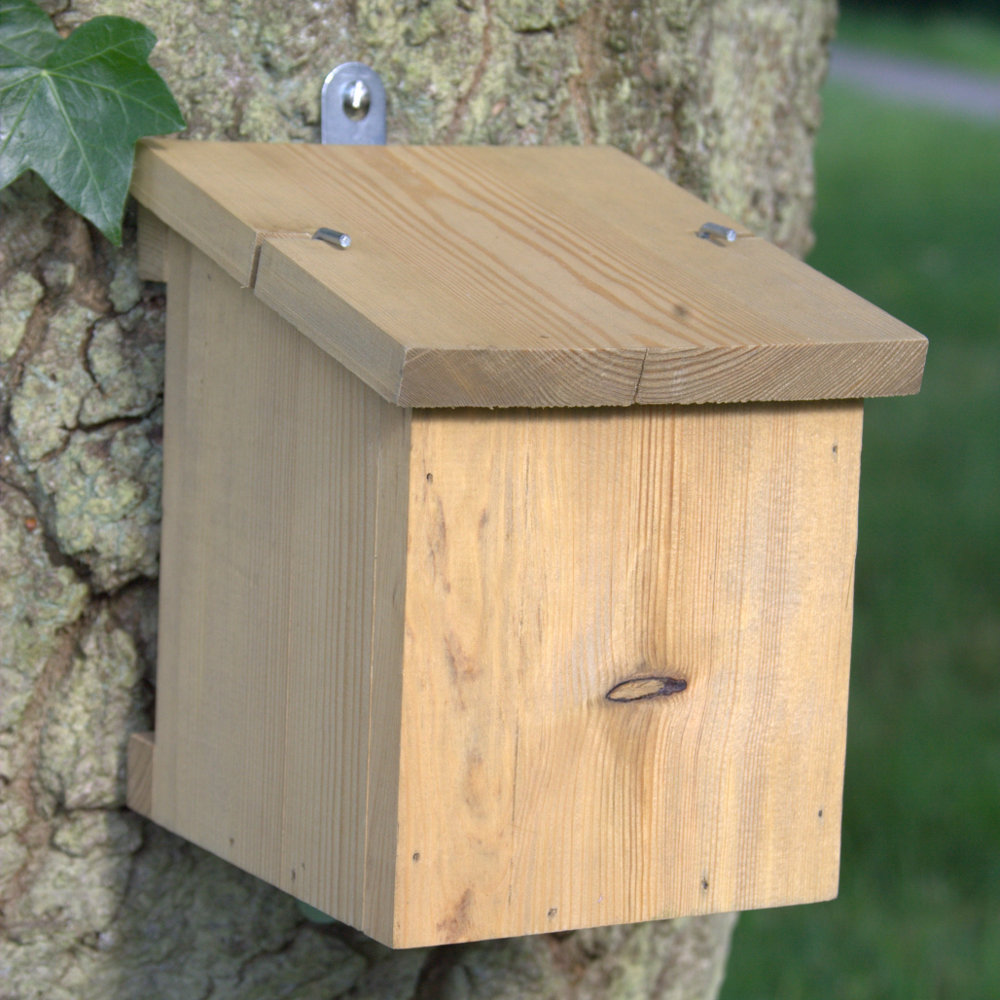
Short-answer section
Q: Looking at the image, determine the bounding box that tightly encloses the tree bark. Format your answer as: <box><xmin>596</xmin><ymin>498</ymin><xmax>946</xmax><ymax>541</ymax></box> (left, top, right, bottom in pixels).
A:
<box><xmin>0</xmin><ymin>1</ymin><xmax>835</xmax><ymax>996</ymax></box>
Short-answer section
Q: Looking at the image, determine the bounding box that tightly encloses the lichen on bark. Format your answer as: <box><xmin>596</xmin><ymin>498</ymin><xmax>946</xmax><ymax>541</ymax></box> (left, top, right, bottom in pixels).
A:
<box><xmin>3</xmin><ymin>0</ymin><xmax>836</xmax><ymax>995</ymax></box>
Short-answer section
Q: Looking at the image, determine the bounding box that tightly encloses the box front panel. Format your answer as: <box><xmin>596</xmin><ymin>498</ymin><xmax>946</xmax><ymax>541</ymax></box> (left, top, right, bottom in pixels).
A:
<box><xmin>395</xmin><ymin>401</ymin><xmax>862</xmax><ymax>946</ymax></box>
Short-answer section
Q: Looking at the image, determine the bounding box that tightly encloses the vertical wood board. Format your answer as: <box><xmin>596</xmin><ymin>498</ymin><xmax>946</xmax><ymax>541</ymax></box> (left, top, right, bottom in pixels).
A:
<box><xmin>152</xmin><ymin>238</ymin><xmax>408</xmax><ymax>930</ymax></box>
<box><xmin>361</xmin><ymin>402</ymin><xmax>413</xmax><ymax>942</ymax></box>
<box><xmin>126</xmin><ymin>732</ymin><xmax>155</xmax><ymax>819</ymax></box>
<box><xmin>153</xmin><ymin>233</ymin><xmax>297</xmax><ymax>884</ymax></box>
<box><xmin>275</xmin><ymin>329</ymin><xmax>410</xmax><ymax>931</ymax></box>
<box><xmin>136</xmin><ymin>206</ymin><xmax>169</xmax><ymax>282</ymax></box>
<box><xmin>393</xmin><ymin>401</ymin><xmax>862</xmax><ymax>946</ymax></box>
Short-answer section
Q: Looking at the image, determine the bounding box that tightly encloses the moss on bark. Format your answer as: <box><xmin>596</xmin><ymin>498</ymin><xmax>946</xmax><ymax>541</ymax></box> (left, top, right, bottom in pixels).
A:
<box><xmin>2</xmin><ymin>1</ymin><xmax>835</xmax><ymax>995</ymax></box>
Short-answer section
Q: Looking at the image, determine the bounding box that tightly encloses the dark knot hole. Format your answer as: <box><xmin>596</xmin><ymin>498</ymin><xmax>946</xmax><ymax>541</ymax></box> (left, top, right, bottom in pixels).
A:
<box><xmin>606</xmin><ymin>675</ymin><xmax>688</xmax><ymax>703</ymax></box>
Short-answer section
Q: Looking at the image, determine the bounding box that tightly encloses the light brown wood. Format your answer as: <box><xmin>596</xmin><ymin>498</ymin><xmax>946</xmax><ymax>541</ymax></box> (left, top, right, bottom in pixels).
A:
<box><xmin>151</xmin><ymin>234</ymin><xmax>408</xmax><ymax>932</ymax></box>
<box><xmin>126</xmin><ymin>732</ymin><xmax>155</xmax><ymax>817</ymax></box>
<box><xmin>132</xmin><ymin>146</ymin><xmax>261</xmax><ymax>287</ymax></box>
<box><xmin>153</xmin><ymin>231</ymin><xmax>290</xmax><ymax>887</ymax></box>
<box><xmin>392</xmin><ymin>400</ymin><xmax>861</xmax><ymax>945</ymax></box>
<box><xmin>135</xmin><ymin>205</ymin><xmax>169</xmax><ymax>281</ymax></box>
<box><xmin>133</xmin><ymin>167</ymin><xmax>882</xmax><ymax>947</ymax></box>
<box><xmin>146</xmin><ymin>374</ymin><xmax>860</xmax><ymax>946</ymax></box>
<box><xmin>132</xmin><ymin>140</ymin><xmax>926</xmax><ymax>407</ymax></box>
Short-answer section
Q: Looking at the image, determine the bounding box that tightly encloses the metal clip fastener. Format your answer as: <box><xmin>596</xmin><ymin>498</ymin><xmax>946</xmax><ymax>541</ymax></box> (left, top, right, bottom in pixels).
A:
<box><xmin>697</xmin><ymin>222</ymin><xmax>737</xmax><ymax>243</ymax></box>
<box><xmin>313</xmin><ymin>228</ymin><xmax>351</xmax><ymax>249</ymax></box>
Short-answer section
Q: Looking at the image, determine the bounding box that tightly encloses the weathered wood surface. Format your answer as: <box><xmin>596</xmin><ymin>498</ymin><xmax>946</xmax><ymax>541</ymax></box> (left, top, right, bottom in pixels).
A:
<box><xmin>134</xmin><ymin>205</ymin><xmax>169</xmax><ymax>282</ymax></box>
<box><xmin>134</xmin><ymin>140</ymin><xmax>926</xmax><ymax>408</ymax></box>
<box><xmin>395</xmin><ymin>400</ymin><xmax>861</xmax><ymax>944</ymax></box>
<box><xmin>131</xmin><ymin>229</ymin><xmax>862</xmax><ymax>947</ymax></box>
<box><xmin>143</xmin><ymin>233</ymin><xmax>409</xmax><ymax>937</ymax></box>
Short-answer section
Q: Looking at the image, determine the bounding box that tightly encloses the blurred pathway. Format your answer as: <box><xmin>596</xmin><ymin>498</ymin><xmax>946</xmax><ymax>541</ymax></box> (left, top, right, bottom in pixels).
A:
<box><xmin>828</xmin><ymin>45</ymin><xmax>1000</xmax><ymax>120</ymax></box>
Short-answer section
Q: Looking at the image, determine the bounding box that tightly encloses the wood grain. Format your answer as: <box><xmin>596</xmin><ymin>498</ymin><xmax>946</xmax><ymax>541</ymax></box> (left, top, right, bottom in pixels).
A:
<box><xmin>150</xmin><ymin>235</ymin><xmax>409</xmax><ymax>933</ymax></box>
<box><xmin>392</xmin><ymin>401</ymin><xmax>862</xmax><ymax>946</ymax></box>
<box><xmin>133</xmin><ymin>140</ymin><xmax>926</xmax><ymax>407</ymax></box>
<box><xmin>132</xmin><ymin>146</ymin><xmax>261</xmax><ymax>286</ymax></box>
<box><xmin>126</xmin><ymin>732</ymin><xmax>155</xmax><ymax>818</ymax></box>
<box><xmin>137</xmin><ymin>218</ymin><xmax>869</xmax><ymax>947</ymax></box>
<box><xmin>136</xmin><ymin>206</ymin><xmax>168</xmax><ymax>281</ymax></box>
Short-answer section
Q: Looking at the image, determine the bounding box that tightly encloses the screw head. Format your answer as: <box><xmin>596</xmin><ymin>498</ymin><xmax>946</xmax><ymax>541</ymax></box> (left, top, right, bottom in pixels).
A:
<box><xmin>697</xmin><ymin>222</ymin><xmax>737</xmax><ymax>243</ymax></box>
<box><xmin>342</xmin><ymin>80</ymin><xmax>371</xmax><ymax>121</ymax></box>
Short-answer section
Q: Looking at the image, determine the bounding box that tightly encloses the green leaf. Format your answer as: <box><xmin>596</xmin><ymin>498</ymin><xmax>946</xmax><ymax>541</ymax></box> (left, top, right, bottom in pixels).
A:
<box><xmin>0</xmin><ymin>0</ymin><xmax>59</xmax><ymax>66</ymax></box>
<box><xmin>0</xmin><ymin>0</ymin><xmax>185</xmax><ymax>244</ymax></box>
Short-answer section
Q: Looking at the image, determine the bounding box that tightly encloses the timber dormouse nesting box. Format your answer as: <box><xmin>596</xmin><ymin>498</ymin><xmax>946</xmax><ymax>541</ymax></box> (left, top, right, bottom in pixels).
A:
<box><xmin>126</xmin><ymin>139</ymin><xmax>926</xmax><ymax>948</ymax></box>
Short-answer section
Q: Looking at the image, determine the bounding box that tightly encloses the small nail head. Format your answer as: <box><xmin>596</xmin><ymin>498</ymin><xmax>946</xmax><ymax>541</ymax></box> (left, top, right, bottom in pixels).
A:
<box><xmin>313</xmin><ymin>228</ymin><xmax>351</xmax><ymax>249</ymax></box>
<box><xmin>698</xmin><ymin>222</ymin><xmax>737</xmax><ymax>243</ymax></box>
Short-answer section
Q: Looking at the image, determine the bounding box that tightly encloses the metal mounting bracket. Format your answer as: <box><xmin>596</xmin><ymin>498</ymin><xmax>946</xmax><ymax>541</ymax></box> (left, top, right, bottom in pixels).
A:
<box><xmin>321</xmin><ymin>62</ymin><xmax>387</xmax><ymax>145</ymax></box>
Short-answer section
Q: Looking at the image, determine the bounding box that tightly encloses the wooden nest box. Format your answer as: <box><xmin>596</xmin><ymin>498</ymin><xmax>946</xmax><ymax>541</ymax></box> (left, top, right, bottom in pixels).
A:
<box><xmin>126</xmin><ymin>140</ymin><xmax>926</xmax><ymax>948</ymax></box>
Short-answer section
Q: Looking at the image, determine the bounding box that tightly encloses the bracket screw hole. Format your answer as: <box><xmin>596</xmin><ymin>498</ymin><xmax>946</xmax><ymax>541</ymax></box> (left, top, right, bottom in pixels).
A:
<box><xmin>343</xmin><ymin>80</ymin><xmax>371</xmax><ymax>121</ymax></box>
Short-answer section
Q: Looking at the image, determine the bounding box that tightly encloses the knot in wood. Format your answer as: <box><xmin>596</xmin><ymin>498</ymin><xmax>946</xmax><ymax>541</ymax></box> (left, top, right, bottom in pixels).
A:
<box><xmin>605</xmin><ymin>675</ymin><xmax>687</xmax><ymax>703</ymax></box>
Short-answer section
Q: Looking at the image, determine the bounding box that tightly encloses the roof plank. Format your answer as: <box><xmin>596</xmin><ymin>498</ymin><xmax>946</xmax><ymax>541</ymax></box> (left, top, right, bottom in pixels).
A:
<box><xmin>133</xmin><ymin>139</ymin><xmax>926</xmax><ymax>407</ymax></box>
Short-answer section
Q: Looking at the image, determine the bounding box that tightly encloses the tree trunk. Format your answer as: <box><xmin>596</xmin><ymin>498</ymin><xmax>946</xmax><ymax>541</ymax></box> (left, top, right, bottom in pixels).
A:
<box><xmin>0</xmin><ymin>1</ymin><xmax>835</xmax><ymax>996</ymax></box>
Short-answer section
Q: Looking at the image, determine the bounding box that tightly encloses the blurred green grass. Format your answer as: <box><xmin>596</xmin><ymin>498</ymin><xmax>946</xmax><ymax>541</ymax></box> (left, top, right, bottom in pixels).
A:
<box><xmin>719</xmin><ymin>64</ymin><xmax>1000</xmax><ymax>1000</ymax></box>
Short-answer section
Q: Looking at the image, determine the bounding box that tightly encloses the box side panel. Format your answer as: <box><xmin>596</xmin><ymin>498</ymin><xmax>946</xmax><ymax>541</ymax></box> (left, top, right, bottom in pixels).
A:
<box><xmin>150</xmin><ymin>232</ymin><xmax>194</xmax><ymax>832</ymax></box>
<box><xmin>276</xmin><ymin>329</ymin><xmax>409</xmax><ymax>933</ymax></box>
<box><xmin>136</xmin><ymin>206</ymin><xmax>169</xmax><ymax>282</ymax></box>
<box><xmin>153</xmin><ymin>233</ymin><xmax>293</xmax><ymax>883</ymax></box>
<box><xmin>151</xmin><ymin>237</ymin><xmax>406</xmax><ymax>930</ymax></box>
<box><xmin>393</xmin><ymin>401</ymin><xmax>861</xmax><ymax>946</ymax></box>
<box><xmin>360</xmin><ymin>401</ymin><xmax>412</xmax><ymax>943</ymax></box>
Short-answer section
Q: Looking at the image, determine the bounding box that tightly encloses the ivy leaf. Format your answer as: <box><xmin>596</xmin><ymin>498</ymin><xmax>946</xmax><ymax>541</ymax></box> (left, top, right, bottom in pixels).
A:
<box><xmin>0</xmin><ymin>0</ymin><xmax>60</xmax><ymax>65</ymax></box>
<box><xmin>0</xmin><ymin>0</ymin><xmax>184</xmax><ymax>244</ymax></box>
